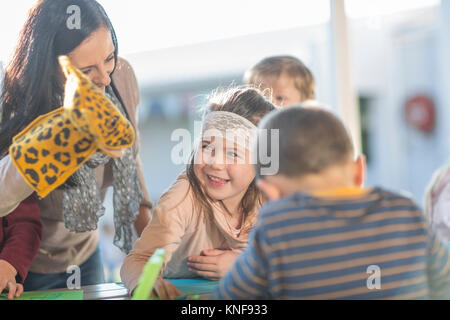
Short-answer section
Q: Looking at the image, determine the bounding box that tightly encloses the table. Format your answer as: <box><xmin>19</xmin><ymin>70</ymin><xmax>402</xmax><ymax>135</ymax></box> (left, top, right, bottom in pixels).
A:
<box><xmin>4</xmin><ymin>279</ymin><xmax>218</xmax><ymax>300</ymax></box>
<box><xmin>80</xmin><ymin>280</ymin><xmax>217</xmax><ymax>300</ymax></box>
<box><xmin>82</xmin><ymin>282</ymin><xmax>129</xmax><ymax>300</ymax></box>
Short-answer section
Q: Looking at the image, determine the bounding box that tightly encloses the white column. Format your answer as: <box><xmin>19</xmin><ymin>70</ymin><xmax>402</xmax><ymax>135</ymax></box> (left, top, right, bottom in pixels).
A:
<box><xmin>329</xmin><ymin>0</ymin><xmax>362</xmax><ymax>154</ymax></box>
<box><xmin>437</xmin><ymin>0</ymin><xmax>450</xmax><ymax>162</ymax></box>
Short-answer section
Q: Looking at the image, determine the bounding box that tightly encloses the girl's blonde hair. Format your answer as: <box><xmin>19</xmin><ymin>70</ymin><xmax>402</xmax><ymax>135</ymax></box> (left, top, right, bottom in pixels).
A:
<box><xmin>186</xmin><ymin>86</ymin><xmax>275</xmax><ymax>234</ymax></box>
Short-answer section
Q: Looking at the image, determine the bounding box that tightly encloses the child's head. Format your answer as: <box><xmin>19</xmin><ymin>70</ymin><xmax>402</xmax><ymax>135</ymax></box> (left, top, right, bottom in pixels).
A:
<box><xmin>243</xmin><ymin>55</ymin><xmax>315</xmax><ymax>107</ymax></box>
<box><xmin>187</xmin><ymin>87</ymin><xmax>275</xmax><ymax>225</ymax></box>
<box><xmin>255</xmin><ymin>106</ymin><xmax>365</xmax><ymax>201</ymax></box>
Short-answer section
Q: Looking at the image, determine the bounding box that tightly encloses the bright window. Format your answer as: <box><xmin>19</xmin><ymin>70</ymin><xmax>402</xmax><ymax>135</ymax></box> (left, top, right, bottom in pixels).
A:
<box><xmin>345</xmin><ymin>0</ymin><xmax>439</xmax><ymax>18</ymax></box>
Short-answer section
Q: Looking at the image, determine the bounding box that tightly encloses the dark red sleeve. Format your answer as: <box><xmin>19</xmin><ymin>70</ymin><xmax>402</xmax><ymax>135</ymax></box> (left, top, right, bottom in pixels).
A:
<box><xmin>0</xmin><ymin>194</ymin><xmax>42</xmax><ymax>283</ymax></box>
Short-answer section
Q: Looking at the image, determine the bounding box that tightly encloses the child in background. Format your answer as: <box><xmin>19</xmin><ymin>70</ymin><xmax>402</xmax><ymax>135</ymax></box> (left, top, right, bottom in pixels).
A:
<box><xmin>244</xmin><ymin>55</ymin><xmax>318</xmax><ymax>108</ymax></box>
<box><xmin>213</xmin><ymin>106</ymin><xmax>450</xmax><ymax>300</ymax></box>
<box><xmin>120</xmin><ymin>87</ymin><xmax>276</xmax><ymax>299</ymax></box>
<box><xmin>424</xmin><ymin>165</ymin><xmax>450</xmax><ymax>244</ymax></box>
<box><xmin>0</xmin><ymin>195</ymin><xmax>42</xmax><ymax>299</ymax></box>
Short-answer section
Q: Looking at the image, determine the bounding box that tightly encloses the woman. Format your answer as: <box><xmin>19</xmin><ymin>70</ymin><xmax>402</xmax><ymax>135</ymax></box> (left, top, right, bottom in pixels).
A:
<box><xmin>424</xmin><ymin>165</ymin><xmax>450</xmax><ymax>244</ymax></box>
<box><xmin>0</xmin><ymin>0</ymin><xmax>152</xmax><ymax>290</ymax></box>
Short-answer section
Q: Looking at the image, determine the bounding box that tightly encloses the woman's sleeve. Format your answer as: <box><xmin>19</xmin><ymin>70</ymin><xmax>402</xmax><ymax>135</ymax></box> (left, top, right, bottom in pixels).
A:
<box><xmin>0</xmin><ymin>194</ymin><xmax>42</xmax><ymax>283</ymax></box>
<box><xmin>0</xmin><ymin>155</ymin><xmax>34</xmax><ymax>217</ymax></box>
<box><xmin>424</xmin><ymin>165</ymin><xmax>450</xmax><ymax>242</ymax></box>
<box><xmin>428</xmin><ymin>182</ymin><xmax>450</xmax><ymax>242</ymax></box>
<box><xmin>120</xmin><ymin>201</ymin><xmax>188</xmax><ymax>294</ymax></box>
<box><xmin>112</xmin><ymin>57</ymin><xmax>153</xmax><ymax>208</ymax></box>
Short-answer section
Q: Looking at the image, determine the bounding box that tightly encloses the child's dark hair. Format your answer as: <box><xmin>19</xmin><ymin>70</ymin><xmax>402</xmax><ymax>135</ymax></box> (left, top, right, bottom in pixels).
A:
<box><xmin>186</xmin><ymin>86</ymin><xmax>275</xmax><ymax>233</ymax></box>
<box><xmin>244</xmin><ymin>55</ymin><xmax>315</xmax><ymax>101</ymax></box>
<box><xmin>256</xmin><ymin>106</ymin><xmax>354</xmax><ymax>178</ymax></box>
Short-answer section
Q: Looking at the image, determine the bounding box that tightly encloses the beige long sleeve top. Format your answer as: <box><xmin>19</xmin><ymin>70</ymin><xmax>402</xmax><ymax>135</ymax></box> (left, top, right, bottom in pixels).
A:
<box><xmin>0</xmin><ymin>156</ymin><xmax>34</xmax><ymax>217</ymax></box>
<box><xmin>120</xmin><ymin>173</ymin><xmax>260</xmax><ymax>293</ymax></box>
<box><xmin>0</xmin><ymin>57</ymin><xmax>149</xmax><ymax>273</ymax></box>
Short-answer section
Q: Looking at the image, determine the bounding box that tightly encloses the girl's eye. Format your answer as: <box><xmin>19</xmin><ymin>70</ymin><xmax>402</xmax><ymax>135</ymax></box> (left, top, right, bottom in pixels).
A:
<box><xmin>202</xmin><ymin>144</ymin><xmax>214</xmax><ymax>151</ymax></box>
<box><xmin>275</xmin><ymin>96</ymin><xmax>285</xmax><ymax>102</ymax></box>
<box><xmin>227</xmin><ymin>151</ymin><xmax>239</xmax><ymax>158</ymax></box>
<box><xmin>106</xmin><ymin>55</ymin><xmax>114</xmax><ymax>62</ymax></box>
<box><xmin>82</xmin><ymin>69</ymin><xmax>92</xmax><ymax>75</ymax></box>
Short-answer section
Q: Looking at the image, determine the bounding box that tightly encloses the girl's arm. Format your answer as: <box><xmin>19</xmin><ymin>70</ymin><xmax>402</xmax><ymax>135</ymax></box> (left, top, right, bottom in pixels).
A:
<box><xmin>0</xmin><ymin>155</ymin><xmax>34</xmax><ymax>217</ymax></box>
<box><xmin>120</xmin><ymin>203</ymin><xmax>187</xmax><ymax>294</ymax></box>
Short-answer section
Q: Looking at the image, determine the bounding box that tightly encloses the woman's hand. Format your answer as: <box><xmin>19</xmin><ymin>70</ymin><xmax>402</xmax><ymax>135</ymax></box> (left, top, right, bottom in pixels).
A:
<box><xmin>187</xmin><ymin>249</ymin><xmax>240</xmax><ymax>280</ymax></box>
<box><xmin>0</xmin><ymin>259</ymin><xmax>23</xmax><ymax>300</ymax></box>
<box><xmin>151</xmin><ymin>277</ymin><xmax>183</xmax><ymax>300</ymax></box>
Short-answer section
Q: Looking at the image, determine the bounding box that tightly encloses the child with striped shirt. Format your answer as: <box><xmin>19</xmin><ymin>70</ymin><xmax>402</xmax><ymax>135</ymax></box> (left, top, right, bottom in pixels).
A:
<box><xmin>213</xmin><ymin>106</ymin><xmax>450</xmax><ymax>300</ymax></box>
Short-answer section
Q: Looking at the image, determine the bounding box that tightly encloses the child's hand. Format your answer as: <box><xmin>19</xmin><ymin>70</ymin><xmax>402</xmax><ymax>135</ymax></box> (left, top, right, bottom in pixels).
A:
<box><xmin>151</xmin><ymin>277</ymin><xmax>183</xmax><ymax>300</ymax></box>
<box><xmin>0</xmin><ymin>259</ymin><xmax>23</xmax><ymax>300</ymax></box>
<box><xmin>187</xmin><ymin>249</ymin><xmax>239</xmax><ymax>280</ymax></box>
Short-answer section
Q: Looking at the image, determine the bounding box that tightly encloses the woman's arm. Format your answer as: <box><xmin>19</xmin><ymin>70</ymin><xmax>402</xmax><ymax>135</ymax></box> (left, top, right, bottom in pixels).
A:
<box><xmin>424</xmin><ymin>165</ymin><xmax>450</xmax><ymax>242</ymax></box>
<box><xmin>0</xmin><ymin>156</ymin><xmax>34</xmax><ymax>217</ymax></box>
<box><xmin>133</xmin><ymin>156</ymin><xmax>152</xmax><ymax>236</ymax></box>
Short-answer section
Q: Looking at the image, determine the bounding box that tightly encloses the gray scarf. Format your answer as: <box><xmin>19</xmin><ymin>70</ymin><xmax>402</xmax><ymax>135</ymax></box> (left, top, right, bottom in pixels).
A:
<box><xmin>61</xmin><ymin>87</ymin><xmax>143</xmax><ymax>254</ymax></box>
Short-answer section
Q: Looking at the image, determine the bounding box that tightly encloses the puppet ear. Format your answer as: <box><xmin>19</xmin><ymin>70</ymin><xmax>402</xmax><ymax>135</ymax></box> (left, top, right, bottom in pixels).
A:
<box><xmin>59</xmin><ymin>55</ymin><xmax>135</xmax><ymax>156</ymax></box>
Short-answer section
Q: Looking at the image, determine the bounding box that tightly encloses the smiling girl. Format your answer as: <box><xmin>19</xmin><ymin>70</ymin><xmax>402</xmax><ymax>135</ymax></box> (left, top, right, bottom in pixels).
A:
<box><xmin>120</xmin><ymin>87</ymin><xmax>275</xmax><ymax>299</ymax></box>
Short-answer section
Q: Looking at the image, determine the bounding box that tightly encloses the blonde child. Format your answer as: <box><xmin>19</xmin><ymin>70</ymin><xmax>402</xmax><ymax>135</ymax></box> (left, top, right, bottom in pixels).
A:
<box><xmin>214</xmin><ymin>106</ymin><xmax>450</xmax><ymax>300</ymax></box>
<box><xmin>244</xmin><ymin>55</ymin><xmax>317</xmax><ymax>108</ymax></box>
<box><xmin>120</xmin><ymin>87</ymin><xmax>275</xmax><ymax>299</ymax></box>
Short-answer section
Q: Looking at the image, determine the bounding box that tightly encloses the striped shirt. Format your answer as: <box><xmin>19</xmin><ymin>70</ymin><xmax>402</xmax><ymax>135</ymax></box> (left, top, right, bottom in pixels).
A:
<box><xmin>213</xmin><ymin>187</ymin><xmax>450</xmax><ymax>300</ymax></box>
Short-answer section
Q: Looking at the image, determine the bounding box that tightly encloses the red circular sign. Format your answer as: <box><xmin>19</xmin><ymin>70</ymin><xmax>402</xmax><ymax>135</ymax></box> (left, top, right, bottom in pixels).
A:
<box><xmin>405</xmin><ymin>95</ymin><xmax>435</xmax><ymax>133</ymax></box>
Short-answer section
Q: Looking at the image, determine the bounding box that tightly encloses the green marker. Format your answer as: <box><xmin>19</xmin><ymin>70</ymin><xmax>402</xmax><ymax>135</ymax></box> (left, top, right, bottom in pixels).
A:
<box><xmin>132</xmin><ymin>248</ymin><xmax>166</xmax><ymax>300</ymax></box>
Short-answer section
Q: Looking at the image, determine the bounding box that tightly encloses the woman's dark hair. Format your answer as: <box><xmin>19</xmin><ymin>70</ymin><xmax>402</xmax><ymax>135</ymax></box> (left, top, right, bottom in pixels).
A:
<box><xmin>0</xmin><ymin>0</ymin><xmax>124</xmax><ymax>157</ymax></box>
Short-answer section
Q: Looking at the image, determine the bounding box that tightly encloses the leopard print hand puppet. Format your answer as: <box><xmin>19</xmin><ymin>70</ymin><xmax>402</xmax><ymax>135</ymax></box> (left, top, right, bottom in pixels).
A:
<box><xmin>9</xmin><ymin>55</ymin><xmax>135</xmax><ymax>198</ymax></box>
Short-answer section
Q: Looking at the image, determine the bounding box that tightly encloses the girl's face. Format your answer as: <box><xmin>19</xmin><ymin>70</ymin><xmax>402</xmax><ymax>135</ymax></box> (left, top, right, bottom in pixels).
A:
<box><xmin>68</xmin><ymin>27</ymin><xmax>115</xmax><ymax>92</ymax></box>
<box><xmin>194</xmin><ymin>136</ymin><xmax>255</xmax><ymax>211</ymax></box>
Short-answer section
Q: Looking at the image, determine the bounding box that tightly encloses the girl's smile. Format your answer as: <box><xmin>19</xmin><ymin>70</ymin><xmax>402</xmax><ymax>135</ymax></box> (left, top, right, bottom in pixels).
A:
<box><xmin>206</xmin><ymin>174</ymin><xmax>230</xmax><ymax>188</ymax></box>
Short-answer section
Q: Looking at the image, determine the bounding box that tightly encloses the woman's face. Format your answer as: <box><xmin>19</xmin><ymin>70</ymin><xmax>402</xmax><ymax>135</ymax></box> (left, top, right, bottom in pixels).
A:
<box><xmin>194</xmin><ymin>136</ymin><xmax>256</xmax><ymax>211</ymax></box>
<box><xmin>68</xmin><ymin>27</ymin><xmax>115</xmax><ymax>92</ymax></box>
